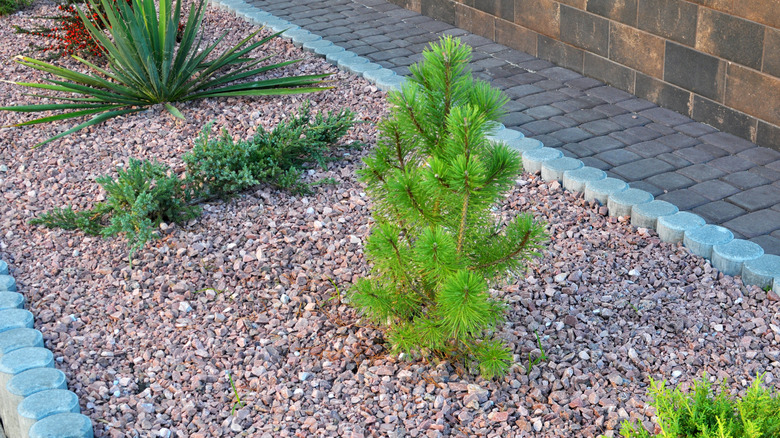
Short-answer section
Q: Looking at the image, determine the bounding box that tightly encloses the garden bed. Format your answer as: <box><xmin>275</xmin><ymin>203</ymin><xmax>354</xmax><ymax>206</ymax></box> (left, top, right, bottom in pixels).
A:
<box><xmin>1</xmin><ymin>1</ymin><xmax>779</xmax><ymax>437</ymax></box>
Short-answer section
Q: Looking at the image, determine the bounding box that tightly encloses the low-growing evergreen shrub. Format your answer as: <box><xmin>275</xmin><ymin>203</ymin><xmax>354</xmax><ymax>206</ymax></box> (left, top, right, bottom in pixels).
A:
<box><xmin>620</xmin><ymin>374</ymin><xmax>780</xmax><ymax>438</ymax></box>
<box><xmin>349</xmin><ymin>36</ymin><xmax>547</xmax><ymax>379</ymax></box>
<box><xmin>31</xmin><ymin>103</ymin><xmax>355</xmax><ymax>260</ymax></box>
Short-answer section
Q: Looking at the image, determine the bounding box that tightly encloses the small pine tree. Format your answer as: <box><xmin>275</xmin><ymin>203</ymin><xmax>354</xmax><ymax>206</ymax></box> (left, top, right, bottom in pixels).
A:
<box><xmin>351</xmin><ymin>36</ymin><xmax>547</xmax><ymax>379</ymax></box>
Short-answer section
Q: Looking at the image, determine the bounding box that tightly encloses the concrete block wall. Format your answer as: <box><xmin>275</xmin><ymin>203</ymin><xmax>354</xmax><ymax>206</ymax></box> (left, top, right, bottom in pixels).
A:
<box><xmin>387</xmin><ymin>0</ymin><xmax>780</xmax><ymax>152</ymax></box>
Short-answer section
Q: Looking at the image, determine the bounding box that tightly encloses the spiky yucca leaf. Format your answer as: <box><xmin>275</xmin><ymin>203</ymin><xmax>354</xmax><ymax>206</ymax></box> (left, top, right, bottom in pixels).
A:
<box><xmin>0</xmin><ymin>0</ymin><xmax>331</xmax><ymax>146</ymax></box>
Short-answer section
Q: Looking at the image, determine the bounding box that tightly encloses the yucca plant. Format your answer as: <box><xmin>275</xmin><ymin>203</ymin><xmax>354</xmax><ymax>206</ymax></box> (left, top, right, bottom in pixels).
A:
<box><xmin>350</xmin><ymin>36</ymin><xmax>547</xmax><ymax>379</ymax></box>
<box><xmin>0</xmin><ymin>0</ymin><xmax>332</xmax><ymax>146</ymax></box>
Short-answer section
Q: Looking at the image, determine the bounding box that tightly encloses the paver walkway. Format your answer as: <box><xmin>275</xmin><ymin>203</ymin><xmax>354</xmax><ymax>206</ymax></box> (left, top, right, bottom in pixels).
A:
<box><xmin>247</xmin><ymin>0</ymin><xmax>780</xmax><ymax>256</ymax></box>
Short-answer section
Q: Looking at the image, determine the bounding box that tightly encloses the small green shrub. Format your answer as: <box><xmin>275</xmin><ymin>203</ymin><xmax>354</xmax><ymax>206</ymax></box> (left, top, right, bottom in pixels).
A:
<box><xmin>0</xmin><ymin>0</ymin><xmax>32</xmax><ymax>16</ymax></box>
<box><xmin>349</xmin><ymin>36</ymin><xmax>547</xmax><ymax>379</ymax></box>
<box><xmin>31</xmin><ymin>103</ymin><xmax>355</xmax><ymax>259</ymax></box>
<box><xmin>184</xmin><ymin>102</ymin><xmax>355</xmax><ymax>197</ymax></box>
<box><xmin>620</xmin><ymin>374</ymin><xmax>780</xmax><ymax>438</ymax></box>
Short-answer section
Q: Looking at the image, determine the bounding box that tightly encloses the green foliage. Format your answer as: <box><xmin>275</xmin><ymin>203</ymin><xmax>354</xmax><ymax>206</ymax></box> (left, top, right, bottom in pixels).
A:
<box><xmin>184</xmin><ymin>102</ymin><xmax>355</xmax><ymax>196</ymax></box>
<box><xmin>31</xmin><ymin>158</ymin><xmax>200</xmax><ymax>261</ymax></box>
<box><xmin>0</xmin><ymin>0</ymin><xmax>31</xmax><ymax>15</ymax></box>
<box><xmin>620</xmin><ymin>374</ymin><xmax>780</xmax><ymax>438</ymax></box>
<box><xmin>31</xmin><ymin>103</ymin><xmax>354</xmax><ymax>259</ymax></box>
<box><xmin>0</xmin><ymin>0</ymin><xmax>332</xmax><ymax>146</ymax></box>
<box><xmin>350</xmin><ymin>36</ymin><xmax>547</xmax><ymax>379</ymax></box>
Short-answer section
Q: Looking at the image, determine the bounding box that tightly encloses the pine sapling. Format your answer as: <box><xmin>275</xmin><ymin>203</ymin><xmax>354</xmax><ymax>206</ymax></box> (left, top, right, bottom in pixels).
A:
<box><xmin>351</xmin><ymin>36</ymin><xmax>547</xmax><ymax>379</ymax></box>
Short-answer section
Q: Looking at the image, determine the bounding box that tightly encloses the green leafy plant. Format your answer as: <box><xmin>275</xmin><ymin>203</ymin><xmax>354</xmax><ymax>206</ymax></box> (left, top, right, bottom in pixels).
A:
<box><xmin>0</xmin><ymin>0</ymin><xmax>32</xmax><ymax>15</ymax></box>
<box><xmin>349</xmin><ymin>36</ymin><xmax>547</xmax><ymax>380</ymax></box>
<box><xmin>226</xmin><ymin>371</ymin><xmax>245</xmax><ymax>415</ymax></box>
<box><xmin>183</xmin><ymin>102</ymin><xmax>355</xmax><ymax>196</ymax></box>
<box><xmin>0</xmin><ymin>0</ymin><xmax>332</xmax><ymax>146</ymax></box>
<box><xmin>620</xmin><ymin>374</ymin><xmax>780</xmax><ymax>438</ymax></box>
<box><xmin>31</xmin><ymin>158</ymin><xmax>200</xmax><ymax>262</ymax></box>
<box><xmin>526</xmin><ymin>331</ymin><xmax>548</xmax><ymax>375</ymax></box>
<box><xmin>31</xmin><ymin>103</ymin><xmax>354</xmax><ymax>258</ymax></box>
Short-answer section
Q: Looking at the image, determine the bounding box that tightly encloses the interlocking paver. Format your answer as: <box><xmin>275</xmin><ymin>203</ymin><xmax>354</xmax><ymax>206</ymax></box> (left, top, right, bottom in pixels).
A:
<box><xmin>726</xmin><ymin>185</ymin><xmax>780</xmax><ymax>211</ymax></box>
<box><xmin>689</xmin><ymin>180</ymin><xmax>740</xmax><ymax>201</ymax></box>
<box><xmin>692</xmin><ymin>200</ymin><xmax>747</xmax><ymax>223</ymax></box>
<box><xmin>722</xmin><ymin>171</ymin><xmax>771</xmax><ymax>189</ymax></box>
<box><xmin>748</xmin><ymin>236</ymin><xmax>780</xmax><ymax>256</ymax></box>
<box><xmin>657</xmin><ymin>190</ymin><xmax>711</xmax><ymax>210</ymax></box>
<box><xmin>612</xmin><ymin>158</ymin><xmax>675</xmax><ymax>180</ymax></box>
<box><xmin>723</xmin><ymin>210</ymin><xmax>780</xmax><ymax>238</ymax></box>
<box><xmin>626</xmin><ymin>140</ymin><xmax>672</xmax><ymax>158</ymax></box>
<box><xmin>250</xmin><ymin>0</ymin><xmax>780</xmax><ymax>256</ymax></box>
<box><xmin>645</xmin><ymin>172</ymin><xmax>695</xmax><ymax>192</ymax></box>
<box><xmin>678</xmin><ymin>164</ymin><xmax>727</xmax><ymax>182</ymax></box>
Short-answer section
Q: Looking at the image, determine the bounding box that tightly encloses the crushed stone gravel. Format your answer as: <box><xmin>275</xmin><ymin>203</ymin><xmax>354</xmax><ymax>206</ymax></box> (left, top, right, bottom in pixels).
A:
<box><xmin>1</xmin><ymin>2</ymin><xmax>779</xmax><ymax>437</ymax></box>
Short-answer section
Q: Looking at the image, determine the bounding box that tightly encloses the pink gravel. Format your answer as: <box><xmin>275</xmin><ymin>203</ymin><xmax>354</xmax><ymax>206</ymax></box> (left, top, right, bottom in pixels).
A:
<box><xmin>1</xmin><ymin>2</ymin><xmax>779</xmax><ymax>437</ymax></box>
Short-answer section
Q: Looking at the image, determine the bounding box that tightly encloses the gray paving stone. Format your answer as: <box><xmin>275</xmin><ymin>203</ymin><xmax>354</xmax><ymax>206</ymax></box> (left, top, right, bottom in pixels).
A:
<box><xmin>684</xmin><ymin>224</ymin><xmax>734</xmax><ymax>260</ymax></box>
<box><xmin>656</xmin><ymin>133</ymin><xmax>699</xmax><ymax>149</ymax></box>
<box><xmin>580</xmin><ymin>119</ymin><xmax>623</xmax><ymax>136</ymax></box>
<box><xmin>594</xmin><ymin>104</ymin><xmax>629</xmax><ymax>117</ymax></box>
<box><xmin>538</xmin><ymin>66</ymin><xmax>583</xmax><ymax>82</ymax></box>
<box><xmin>565</xmin><ymin>77</ymin><xmax>602</xmax><ymax>90</ymax></box>
<box><xmin>594</xmin><ymin>149</ymin><xmax>642</xmax><ymax>166</ymax></box>
<box><xmin>611</xmin><ymin>113</ymin><xmax>651</xmax><ymax>128</ymax></box>
<box><xmin>674</xmin><ymin>122</ymin><xmax>718</xmax><ymax>138</ymax></box>
<box><xmin>501</xmin><ymin>112</ymin><xmax>534</xmax><ymax>127</ymax></box>
<box><xmin>689</xmin><ymin>180</ymin><xmax>740</xmax><ymax>201</ymax></box>
<box><xmin>657</xmin><ymin>190</ymin><xmax>711</xmax><ymax>211</ymax></box>
<box><xmin>692</xmin><ymin>200</ymin><xmax>747</xmax><ymax>223</ymax></box>
<box><xmin>612</xmin><ymin>158</ymin><xmax>675</xmax><ymax>180</ymax></box>
<box><xmin>535</xmin><ymin>79</ymin><xmax>566</xmax><ymax>91</ymax></box>
<box><xmin>626</xmin><ymin>140</ymin><xmax>672</xmax><ymax>158</ymax></box>
<box><xmin>700</xmin><ymin>132</ymin><xmax>757</xmax><ymax>154</ymax></box>
<box><xmin>751</xmin><ymin>166</ymin><xmax>780</xmax><ymax>182</ymax></box>
<box><xmin>525</xmin><ymin>105</ymin><xmax>564</xmax><ymax>119</ymax></box>
<box><xmin>549</xmin><ymin>116</ymin><xmax>578</xmax><ymax>128</ymax></box>
<box><xmin>722</xmin><ymin>171</ymin><xmax>771</xmax><ymax>190</ymax></box>
<box><xmin>678</xmin><ymin>164</ymin><xmax>727</xmax><ymax>182</ymax></box>
<box><xmin>568</xmin><ymin>109</ymin><xmax>606</xmax><ymax>124</ymax></box>
<box><xmin>722</xmin><ymin>209</ymin><xmax>780</xmax><ymax>238</ymax></box>
<box><xmin>588</xmin><ymin>86</ymin><xmax>633</xmax><ymax>103</ymax></box>
<box><xmin>579</xmin><ymin>136</ymin><xmax>625</xmax><ymax>154</ymax></box>
<box><xmin>645</xmin><ymin>172</ymin><xmax>695</xmax><ymax>192</ymax></box>
<box><xmin>639</xmin><ymin>107</ymin><xmax>693</xmax><ymax>126</ymax></box>
<box><xmin>616</xmin><ymin>98</ymin><xmax>656</xmax><ymax>112</ymax></box>
<box><xmin>610</xmin><ymin>126</ymin><xmax>662</xmax><ymax>144</ymax></box>
<box><xmin>522</xmin><ymin>120</ymin><xmax>564</xmax><ymax>135</ymax></box>
<box><xmin>737</xmin><ymin>147</ymin><xmax>780</xmax><ymax>165</ymax></box>
<box><xmin>530</xmin><ymin>134</ymin><xmax>561</xmax><ymax>147</ymax></box>
<box><xmin>646</xmin><ymin>123</ymin><xmax>676</xmax><ymax>136</ymax></box>
<box><xmin>727</xmin><ymin>185</ymin><xmax>780</xmax><ymax>211</ymax></box>
<box><xmin>519</xmin><ymin>91</ymin><xmax>569</xmax><ymax>107</ymax></box>
<box><xmin>672</xmin><ymin>146</ymin><xmax>718</xmax><ymax>164</ymax></box>
<box><xmin>712</xmin><ymin>239</ymin><xmax>764</xmax><ymax>277</ymax></box>
<box><xmin>657</xmin><ymin>212</ymin><xmax>706</xmax><ymax>243</ymax></box>
<box><xmin>580</xmin><ymin>157</ymin><xmax>610</xmax><ymax>170</ymax></box>
<box><xmin>709</xmin><ymin>155</ymin><xmax>756</xmax><ymax>173</ymax></box>
<box><xmin>749</xmin><ymin>235</ymin><xmax>780</xmax><ymax>256</ymax></box>
<box><xmin>505</xmin><ymin>85</ymin><xmax>544</xmax><ymax>99</ymax></box>
<box><xmin>561</xmin><ymin>142</ymin><xmax>595</xmax><ymax>158</ymax></box>
<box><xmin>655</xmin><ymin>152</ymin><xmax>692</xmax><ymax>168</ymax></box>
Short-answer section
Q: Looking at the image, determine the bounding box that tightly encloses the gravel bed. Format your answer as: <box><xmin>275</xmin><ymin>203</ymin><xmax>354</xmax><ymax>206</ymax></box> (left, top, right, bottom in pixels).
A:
<box><xmin>2</xmin><ymin>2</ymin><xmax>780</xmax><ymax>437</ymax></box>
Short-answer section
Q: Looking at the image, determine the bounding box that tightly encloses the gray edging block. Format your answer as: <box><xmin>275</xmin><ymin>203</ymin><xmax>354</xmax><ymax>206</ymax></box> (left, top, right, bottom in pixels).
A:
<box><xmin>349</xmin><ymin>62</ymin><xmax>382</xmax><ymax>75</ymax></box>
<box><xmin>0</xmin><ymin>309</ymin><xmax>34</xmax><ymax>334</ymax></box>
<box><xmin>19</xmin><ymin>390</ymin><xmax>81</xmax><ymax>438</ymax></box>
<box><xmin>377</xmin><ymin>75</ymin><xmax>407</xmax><ymax>92</ymax></box>
<box><xmin>29</xmin><ymin>413</ymin><xmax>94</xmax><ymax>438</ymax></box>
<box><xmin>563</xmin><ymin>166</ymin><xmax>606</xmax><ymax>193</ymax></box>
<box><xmin>0</xmin><ymin>328</ymin><xmax>44</xmax><ymax>359</ymax></box>
<box><xmin>284</xmin><ymin>29</ymin><xmax>321</xmax><ymax>48</ymax></box>
<box><xmin>584</xmin><ymin>177</ymin><xmax>628</xmax><ymax>205</ymax></box>
<box><xmin>327</xmin><ymin>49</ymin><xmax>356</xmax><ymax>64</ymax></box>
<box><xmin>607</xmin><ymin>188</ymin><xmax>653</xmax><ymax>218</ymax></box>
<box><xmin>684</xmin><ymin>225</ymin><xmax>734</xmax><ymax>260</ymax></box>
<box><xmin>506</xmin><ymin>137</ymin><xmax>542</xmax><ymax>155</ymax></box>
<box><xmin>313</xmin><ymin>44</ymin><xmax>345</xmax><ymax>58</ymax></box>
<box><xmin>741</xmin><ymin>255</ymin><xmax>780</xmax><ymax>290</ymax></box>
<box><xmin>339</xmin><ymin>55</ymin><xmax>369</xmax><ymax>71</ymax></box>
<box><xmin>0</xmin><ymin>347</ymin><xmax>54</xmax><ymax>432</ymax></box>
<box><xmin>363</xmin><ymin>68</ymin><xmax>395</xmax><ymax>84</ymax></box>
<box><xmin>487</xmin><ymin>128</ymin><xmax>524</xmax><ymax>143</ymax></box>
<box><xmin>712</xmin><ymin>239</ymin><xmax>764</xmax><ymax>277</ymax></box>
<box><xmin>631</xmin><ymin>200</ymin><xmax>679</xmax><ymax>229</ymax></box>
<box><xmin>522</xmin><ymin>147</ymin><xmax>563</xmax><ymax>174</ymax></box>
<box><xmin>0</xmin><ymin>275</ymin><xmax>17</xmax><ymax>292</ymax></box>
<box><xmin>774</xmin><ymin>277</ymin><xmax>779</xmax><ymax>296</ymax></box>
<box><xmin>0</xmin><ymin>292</ymin><xmax>25</xmax><ymax>310</ymax></box>
<box><xmin>541</xmin><ymin>157</ymin><xmax>583</xmax><ymax>183</ymax></box>
<box><xmin>657</xmin><ymin>212</ymin><xmax>706</xmax><ymax>243</ymax></box>
<box><xmin>0</xmin><ymin>261</ymin><xmax>7</xmax><ymax>275</ymax></box>
<box><xmin>302</xmin><ymin>39</ymin><xmax>333</xmax><ymax>52</ymax></box>
<box><xmin>5</xmin><ymin>368</ymin><xmax>68</xmax><ymax>438</ymax></box>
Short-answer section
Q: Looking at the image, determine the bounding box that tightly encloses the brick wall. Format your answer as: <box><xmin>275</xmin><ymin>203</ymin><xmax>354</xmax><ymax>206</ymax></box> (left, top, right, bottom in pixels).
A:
<box><xmin>388</xmin><ymin>0</ymin><xmax>780</xmax><ymax>151</ymax></box>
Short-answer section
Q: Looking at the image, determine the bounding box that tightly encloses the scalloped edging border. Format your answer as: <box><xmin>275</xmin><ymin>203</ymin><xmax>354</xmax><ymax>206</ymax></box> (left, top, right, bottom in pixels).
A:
<box><xmin>0</xmin><ymin>261</ymin><xmax>93</xmax><ymax>438</ymax></box>
<box><xmin>210</xmin><ymin>0</ymin><xmax>780</xmax><ymax>295</ymax></box>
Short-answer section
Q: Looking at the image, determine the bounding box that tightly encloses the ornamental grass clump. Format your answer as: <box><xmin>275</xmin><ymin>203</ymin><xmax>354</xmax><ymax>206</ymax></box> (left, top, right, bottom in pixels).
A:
<box><xmin>1</xmin><ymin>0</ymin><xmax>332</xmax><ymax>146</ymax></box>
<box><xmin>350</xmin><ymin>36</ymin><xmax>547</xmax><ymax>379</ymax></box>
